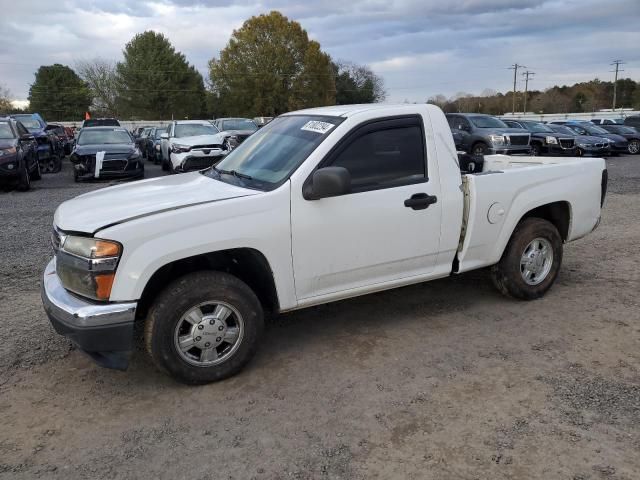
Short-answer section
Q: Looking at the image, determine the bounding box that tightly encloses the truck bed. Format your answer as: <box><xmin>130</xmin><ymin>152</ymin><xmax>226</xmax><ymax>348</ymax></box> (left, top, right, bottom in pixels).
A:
<box><xmin>457</xmin><ymin>154</ymin><xmax>606</xmax><ymax>273</ymax></box>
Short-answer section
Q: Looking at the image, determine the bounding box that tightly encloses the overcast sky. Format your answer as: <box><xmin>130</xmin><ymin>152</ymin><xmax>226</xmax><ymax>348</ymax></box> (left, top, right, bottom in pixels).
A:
<box><xmin>1</xmin><ymin>0</ymin><xmax>639</xmax><ymax>105</ymax></box>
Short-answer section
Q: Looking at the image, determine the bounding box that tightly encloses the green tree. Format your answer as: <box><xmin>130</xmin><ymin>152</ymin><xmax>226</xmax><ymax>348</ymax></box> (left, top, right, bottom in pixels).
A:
<box><xmin>117</xmin><ymin>31</ymin><xmax>206</xmax><ymax>119</ymax></box>
<box><xmin>208</xmin><ymin>11</ymin><xmax>335</xmax><ymax>117</ymax></box>
<box><xmin>28</xmin><ymin>64</ymin><xmax>91</xmax><ymax>120</ymax></box>
<box><xmin>333</xmin><ymin>61</ymin><xmax>386</xmax><ymax>104</ymax></box>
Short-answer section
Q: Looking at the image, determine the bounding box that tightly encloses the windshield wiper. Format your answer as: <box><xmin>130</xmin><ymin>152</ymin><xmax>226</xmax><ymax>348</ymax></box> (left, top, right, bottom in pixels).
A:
<box><xmin>215</xmin><ymin>167</ymin><xmax>253</xmax><ymax>180</ymax></box>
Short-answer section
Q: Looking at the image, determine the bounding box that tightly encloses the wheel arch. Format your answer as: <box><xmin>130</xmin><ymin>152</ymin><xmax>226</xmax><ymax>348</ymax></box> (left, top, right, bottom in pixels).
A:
<box><xmin>135</xmin><ymin>248</ymin><xmax>280</xmax><ymax>321</ymax></box>
<box><xmin>519</xmin><ymin>200</ymin><xmax>572</xmax><ymax>241</ymax></box>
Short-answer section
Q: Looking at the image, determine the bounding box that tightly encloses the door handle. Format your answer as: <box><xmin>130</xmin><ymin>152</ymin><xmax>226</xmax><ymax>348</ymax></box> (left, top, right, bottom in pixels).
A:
<box><xmin>404</xmin><ymin>193</ymin><xmax>438</xmax><ymax>210</ymax></box>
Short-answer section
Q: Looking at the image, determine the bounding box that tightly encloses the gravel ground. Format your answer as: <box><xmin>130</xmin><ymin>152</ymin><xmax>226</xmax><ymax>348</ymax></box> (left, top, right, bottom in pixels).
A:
<box><xmin>0</xmin><ymin>155</ymin><xmax>639</xmax><ymax>479</ymax></box>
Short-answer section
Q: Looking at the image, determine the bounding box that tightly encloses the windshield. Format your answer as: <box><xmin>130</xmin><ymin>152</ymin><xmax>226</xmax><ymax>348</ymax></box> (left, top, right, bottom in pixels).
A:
<box><xmin>0</xmin><ymin>123</ymin><xmax>15</xmax><ymax>139</ymax></box>
<box><xmin>174</xmin><ymin>123</ymin><xmax>219</xmax><ymax>138</ymax></box>
<box><xmin>469</xmin><ymin>116</ymin><xmax>508</xmax><ymax>128</ymax></box>
<box><xmin>221</xmin><ymin>119</ymin><xmax>258</xmax><ymax>132</ymax></box>
<box><xmin>78</xmin><ymin>128</ymin><xmax>132</xmax><ymax>145</ymax></box>
<box><xmin>154</xmin><ymin>129</ymin><xmax>164</xmax><ymax>139</ymax></box>
<box><xmin>204</xmin><ymin>115</ymin><xmax>343</xmax><ymax>190</ymax></box>
<box><xmin>13</xmin><ymin>115</ymin><xmax>41</xmax><ymax>131</ymax></box>
<box><xmin>576</xmin><ymin>123</ymin><xmax>608</xmax><ymax>135</ymax></box>
<box><xmin>549</xmin><ymin>125</ymin><xmax>576</xmax><ymax>136</ymax></box>
<box><xmin>527</xmin><ymin>122</ymin><xmax>553</xmax><ymax>133</ymax></box>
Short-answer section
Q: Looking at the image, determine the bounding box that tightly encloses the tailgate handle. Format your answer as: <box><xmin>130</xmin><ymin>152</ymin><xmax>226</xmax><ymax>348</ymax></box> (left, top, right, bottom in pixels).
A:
<box><xmin>404</xmin><ymin>193</ymin><xmax>438</xmax><ymax>210</ymax></box>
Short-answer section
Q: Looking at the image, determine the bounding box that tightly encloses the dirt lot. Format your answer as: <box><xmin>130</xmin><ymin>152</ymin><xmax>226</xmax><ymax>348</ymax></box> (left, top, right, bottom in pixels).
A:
<box><xmin>1</xmin><ymin>156</ymin><xmax>639</xmax><ymax>479</ymax></box>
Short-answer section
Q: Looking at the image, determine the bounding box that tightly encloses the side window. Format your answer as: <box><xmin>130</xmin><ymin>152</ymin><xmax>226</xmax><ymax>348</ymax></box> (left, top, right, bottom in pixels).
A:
<box><xmin>329</xmin><ymin>122</ymin><xmax>426</xmax><ymax>192</ymax></box>
<box><xmin>16</xmin><ymin>122</ymin><xmax>28</xmax><ymax>136</ymax></box>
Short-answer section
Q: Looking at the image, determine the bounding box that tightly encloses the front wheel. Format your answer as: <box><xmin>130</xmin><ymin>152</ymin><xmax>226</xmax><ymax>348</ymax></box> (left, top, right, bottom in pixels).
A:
<box><xmin>144</xmin><ymin>271</ymin><xmax>264</xmax><ymax>385</ymax></box>
<box><xmin>491</xmin><ymin>218</ymin><xmax>563</xmax><ymax>300</ymax></box>
<box><xmin>472</xmin><ymin>143</ymin><xmax>488</xmax><ymax>155</ymax></box>
<box><xmin>530</xmin><ymin>143</ymin><xmax>541</xmax><ymax>156</ymax></box>
<box><xmin>628</xmin><ymin>139</ymin><xmax>640</xmax><ymax>155</ymax></box>
<box><xmin>31</xmin><ymin>156</ymin><xmax>42</xmax><ymax>180</ymax></box>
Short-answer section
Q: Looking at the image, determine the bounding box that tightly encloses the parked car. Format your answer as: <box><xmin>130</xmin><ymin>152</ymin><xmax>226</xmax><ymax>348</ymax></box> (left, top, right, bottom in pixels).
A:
<box><xmin>546</xmin><ymin>124</ymin><xmax>611</xmax><ymax>157</ymax></box>
<box><xmin>132</xmin><ymin>126</ymin><xmax>153</xmax><ymax>139</ymax></box>
<box><xmin>555</xmin><ymin>121</ymin><xmax>628</xmax><ymax>155</ymax></box>
<box><xmin>69</xmin><ymin>126</ymin><xmax>144</xmax><ymax>182</ymax></box>
<box><xmin>502</xmin><ymin>119</ymin><xmax>576</xmax><ymax>156</ymax></box>
<box><xmin>446</xmin><ymin>113</ymin><xmax>530</xmax><ymax>155</ymax></box>
<box><xmin>82</xmin><ymin>118</ymin><xmax>120</xmax><ymax>128</ymax></box>
<box><xmin>0</xmin><ymin>118</ymin><xmax>41</xmax><ymax>190</ymax></box>
<box><xmin>142</xmin><ymin>127</ymin><xmax>165</xmax><ymax>164</ymax></box>
<box><xmin>623</xmin><ymin>115</ymin><xmax>640</xmax><ymax>130</ymax></box>
<box><xmin>160</xmin><ymin>120</ymin><xmax>229</xmax><ymax>173</ymax></box>
<box><xmin>42</xmin><ymin>103</ymin><xmax>607</xmax><ymax>384</ymax></box>
<box><xmin>45</xmin><ymin>123</ymin><xmax>73</xmax><ymax>155</ymax></box>
<box><xmin>590</xmin><ymin>118</ymin><xmax>623</xmax><ymax>125</ymax></box>
<box><xmin>597</xmin><ymin>125</ymin><xmax>640</xmax><ymax>154</ymax></box>
<box><xmin>213</xmin><ymin>118</ymin><xmax>258</xmax><ymax>148</ymax></box>
<box><xmin>10</xmin><ymin>113</ymin><xmax>63</xmax><ymax>173</ymax></box>
<box><xmin>134</xmin><ymin>126</ymin><xmax>153</xmax><ymax>152</ymax></box>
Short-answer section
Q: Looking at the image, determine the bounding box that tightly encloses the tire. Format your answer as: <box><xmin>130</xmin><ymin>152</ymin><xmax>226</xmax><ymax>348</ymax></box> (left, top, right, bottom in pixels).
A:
<box><xmin>575</xmin><ymin>148</ymin><xmax>583</xmax><ymax>157</ymax></box>
<box><xmin>530</xmin><ymin>143</ymin><xmax>541</xmax><ymax>156</ymax></box>
<box><xmin>51</xmin><ymin>154</ymin><xmax>62</xmax><ymax>173</ymax></box>
<box><xmin>628</xmin><ymin>139</ymin><xmax>640</xmax><ymax>155</ymax></box>
<box><xmin>31</xmin><ymin>156</ymin><xmax>41</xmax><ymax>180</ymax></box>
<box><xmin>17</xmin><ymin>163</ymin><xmax>31</xmax><ymax>191</ymax></box>
<box><xmin>472</xmin><ymin>143</ymin><xmax>488</xmax><ymax>155</ymax></box>
<box><xmin>491</xmin><ymin>217</ymin><xmax>563</xmax><ymax>300</ymax></box>
<box><xmin>144</xmin><ymin>271</ymin><xmax>264</xmax><ymax>385</ymax></box>
<box><xmin>161</xmin><ymin>159</ymin><xmax>169</xmax><ymax>171</ymax></box>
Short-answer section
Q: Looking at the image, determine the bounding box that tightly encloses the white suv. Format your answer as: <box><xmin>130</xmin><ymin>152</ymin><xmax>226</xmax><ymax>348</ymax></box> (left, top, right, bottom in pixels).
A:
<box><xmin>160</xmin><ymin>120</ymin><xmax>229</xmax><ymax>173</ymax></box>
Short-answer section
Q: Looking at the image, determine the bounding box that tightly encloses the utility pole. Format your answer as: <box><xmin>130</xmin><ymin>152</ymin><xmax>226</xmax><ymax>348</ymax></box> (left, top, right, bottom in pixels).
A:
<box><xmin>508</xmin><ymin>64</ymin><xmax>525</xmax><ymax>114</ymax></box>
<box><xmin>611</xmin><ymin>60</ymin><xmax>624</xmax><ymax>111</ymax></box>
<box><xmin>522</xmin><ymin>70</ymin><xmax>535</xmax><ymax>113</ymax></box>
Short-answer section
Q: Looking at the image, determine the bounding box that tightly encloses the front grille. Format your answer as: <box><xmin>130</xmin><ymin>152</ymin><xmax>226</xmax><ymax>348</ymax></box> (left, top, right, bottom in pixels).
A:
<box><xmin>101</xmin><ymin>160</ymin><xmax>127</xmax><ymax>172</ymax></box>
<box><xmin>51</xmin><ymin>228</ymin><xmax>63</xmax><ymax>252</ymax></box>
<box><xmin>183</xmin><ymin>157</ymin><xmax>217</xmax><ymax>171</ymax></box>
<box><xmin>559</xmin><ymin>138</ymin><xmax>575</xmax><ymax>149</ymax></box>
<box><xmin>191</xmin><ymin>144</ymin><xmax>222</xmax><ymax>150</ymax></box>
<box><xmin>508</xmin><ymin>135</ymin><xmax>530</xmax><ymax>146</ymax></box>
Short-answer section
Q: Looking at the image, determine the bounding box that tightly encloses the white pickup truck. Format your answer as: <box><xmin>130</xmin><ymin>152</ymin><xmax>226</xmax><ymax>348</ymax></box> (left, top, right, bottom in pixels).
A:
<box><xmin>42</xmin><ymin>104</ymin><xmax>608</xmax><ymax>384</ymax></box>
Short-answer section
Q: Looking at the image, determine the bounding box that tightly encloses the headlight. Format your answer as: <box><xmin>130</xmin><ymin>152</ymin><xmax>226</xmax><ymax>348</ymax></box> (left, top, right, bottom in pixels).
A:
<box><xmin>129</xmin><ymin>149</ymin><xmax>141</xmax><ymax>159</ymax></box>
<box><xmin>171</xmin><ymin>143</ymin><xmax>191</xmax><ymax>153</ymax></box>
<box><xmin>56</xmin><ymin>234</ymin><xmax>122</xmax><ymax>301</ymax></box>
<box><xmin>489</xmin><ymin>134</ymin><xmax>506</xmax><ymax>145</ymax></box>
<box><xmin>545</xmin><ymin>136</ymin><xmax>558</xmax><ymax>145</ymax></box>
<box><xmin>0</xmin><ymin>147</ymin><xmax>17</xmax><ymax>156</ymax></box>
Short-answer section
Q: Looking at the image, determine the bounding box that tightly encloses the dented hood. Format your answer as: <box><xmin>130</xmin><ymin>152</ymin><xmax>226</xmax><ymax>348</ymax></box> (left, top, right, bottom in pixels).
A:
<box><xmin>54</xmin><ymin>171</ymin><xmax>258</xmax><ymax>234</ymax></box>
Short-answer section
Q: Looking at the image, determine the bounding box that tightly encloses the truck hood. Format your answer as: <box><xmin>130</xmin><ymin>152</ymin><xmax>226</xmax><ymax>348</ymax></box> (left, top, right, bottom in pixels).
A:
<box><xmin>54</xmin><ymin>171</ymin><xmax>259</xmax><ymax>234</ymax></box>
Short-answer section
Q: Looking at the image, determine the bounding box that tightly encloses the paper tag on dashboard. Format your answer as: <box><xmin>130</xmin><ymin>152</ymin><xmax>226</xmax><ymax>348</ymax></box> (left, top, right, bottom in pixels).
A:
<box><xmin>301</xmin><ymin>121</ymin><xmax>335</xmax><ymax>134</ymax></box>
<box><xmin>95</xmin><ymin>151</ymin><xmax>105</xmax><ymax>178</ymax></box>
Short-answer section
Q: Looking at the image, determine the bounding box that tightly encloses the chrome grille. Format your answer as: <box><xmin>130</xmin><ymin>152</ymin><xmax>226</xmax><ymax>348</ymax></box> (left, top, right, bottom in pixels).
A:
<box><xmin>51</xmin><ymin>227</ymin><xmax>65</xmax><ymax>253</ymax></box>
<box><xmin>559</xmin><ymin>138</ymin><xmax>575</xmax><ymax>149</ymax></box>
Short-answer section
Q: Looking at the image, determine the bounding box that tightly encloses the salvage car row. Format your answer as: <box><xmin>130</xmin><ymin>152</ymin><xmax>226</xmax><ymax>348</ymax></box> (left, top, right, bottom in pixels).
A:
<box><xmin>447</xmin><ymin>113</ymin><xmax>640</xmax><ymax>156</ymax></box>
<box><xmin>1</xmin><ymin>113</ymin><xmax>263</xmax><ymax>190</ymax></box>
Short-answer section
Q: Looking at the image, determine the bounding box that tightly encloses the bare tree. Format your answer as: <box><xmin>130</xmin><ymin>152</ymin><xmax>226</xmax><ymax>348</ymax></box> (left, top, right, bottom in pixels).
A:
<box><xmin>0</xmin><ymin>84</ymin><xmax>13</xmax><ymax>112</ymax></box>
<box><xmin>75</xmin><ymin>58</ymin><xmax>119</xmax><ymax>116</ymax></box>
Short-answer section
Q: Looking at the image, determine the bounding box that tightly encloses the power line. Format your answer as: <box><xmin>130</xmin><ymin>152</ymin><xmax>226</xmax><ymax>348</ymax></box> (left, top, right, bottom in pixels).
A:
<box><xmin>508</xmin><ymin>63</ymin><xmax>525</xmax><ymax>114</ymax></box>
<box><xmin>522</xmin><ymin>70</ymin><xmax>535</xmax><ymax>113</ymax></box>
<box><xmin>610</xmin><ymin>59</ymin><xmax>625</xmax><ymax>111</ymax></box>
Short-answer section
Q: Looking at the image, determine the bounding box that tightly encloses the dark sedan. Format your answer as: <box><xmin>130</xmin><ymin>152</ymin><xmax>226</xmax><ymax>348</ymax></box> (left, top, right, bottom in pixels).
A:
<box><xmin>598</xmin><ymin>125</ymin><xmax>640</xmax><ymax>154</ymax></box>
<box><xmin>142</xmin><ymin>127</ymin><xmax>165</xmax><ymax>164</ymax></box>
<box><xmin>546</xmin><ymin>124</ymin><xmax>611</xmax><ymax>157</ymax></box>
<box><xmin>0</xmin><ymin>118</ymin><xmax>41</xmax><ymax>190</ymax></box>
<box><xmin>556</xmin><ymin>122</ymin><xmax>628</xmax><ymax>155</ymax></box>
<box><xmin>502</xmin><ymin>119</ymin><xmax>576</xmax><ymax>156</ymax></box>
<box><xmin>70</xmin><ymin>127</ymin><xmax>144</xmax><ymax>182</ymax></box>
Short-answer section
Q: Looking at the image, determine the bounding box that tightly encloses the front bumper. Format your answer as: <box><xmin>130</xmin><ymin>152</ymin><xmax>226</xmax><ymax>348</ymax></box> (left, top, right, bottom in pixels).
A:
<box><xmin>41</xmin><ymin>258</ymin><xmax>137</xmax><ymax>370</ymax></box>
<box><xmin>0</xmin><ymin>156</ymin><xmax>20</xmax><ymax>180</ymax></box>
<box><xmin>491</xmin><ymin>146</ymin><xmax>530</xmax><ymax>155</ymax></box>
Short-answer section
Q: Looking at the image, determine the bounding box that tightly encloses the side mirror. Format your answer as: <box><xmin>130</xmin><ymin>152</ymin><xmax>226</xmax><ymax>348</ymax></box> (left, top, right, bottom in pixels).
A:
<box><xmin>160</xmin><ymin>133</ymin><xmax>169</xmax><ymax>139</ymax></box>
<box><xmin>303</xmin><ymin>166</ymin><xmax>351</xmax><ymax>200</ymax></box>
<box><xmin>20</xmin><ymin>133</ymin><xmax>35</xmax><ymax>141</ymax></box>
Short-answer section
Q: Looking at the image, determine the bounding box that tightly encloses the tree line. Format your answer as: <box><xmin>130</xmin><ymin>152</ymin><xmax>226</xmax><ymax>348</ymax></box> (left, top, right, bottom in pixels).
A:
<box><xmin>428</xmin><ymin>78</ymin><xmax>640</xmax><ymax>115</ymax></box>
<box><xmin>4</xmin><ymin>11</ymin><xmax>386</xmax><ymax>122</ymax></box>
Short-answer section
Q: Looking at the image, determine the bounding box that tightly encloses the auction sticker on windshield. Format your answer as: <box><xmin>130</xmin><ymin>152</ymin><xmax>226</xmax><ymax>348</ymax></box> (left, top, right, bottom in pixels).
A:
<box><xmin>301</xmin><ymin>121</ymin><xmax>335</xmax><ymax>134</ymax></box>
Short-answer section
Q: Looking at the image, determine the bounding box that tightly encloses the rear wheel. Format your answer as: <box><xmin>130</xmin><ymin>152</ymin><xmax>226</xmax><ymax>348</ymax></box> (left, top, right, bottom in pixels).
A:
<box><xmin>491</xmin><ymin>218</ymin><xmax>563</xmax><ymax>300</ymax></box>
<box><xmin>628</xmin><ymin>139</ymin><xmax>640</xmax><ymax>155</ymax></box>
<box><xmin>145</xmin><ymin>271</ymin><xmax>264</xmax><ymax>385</ymax></box>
